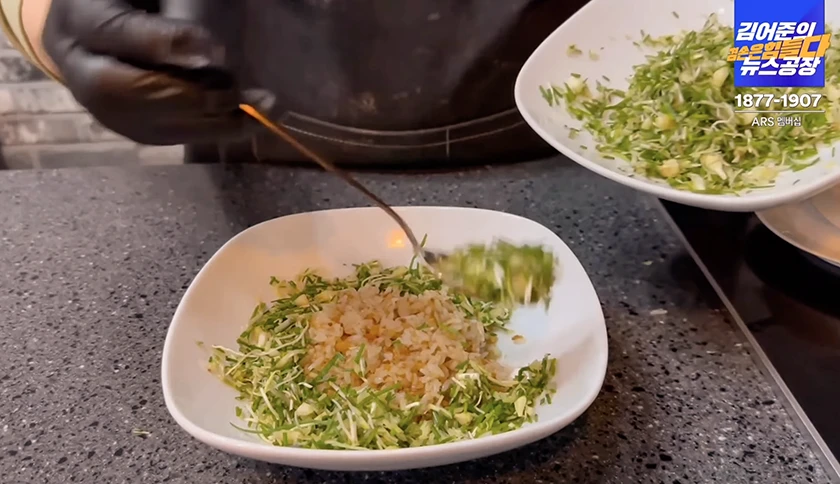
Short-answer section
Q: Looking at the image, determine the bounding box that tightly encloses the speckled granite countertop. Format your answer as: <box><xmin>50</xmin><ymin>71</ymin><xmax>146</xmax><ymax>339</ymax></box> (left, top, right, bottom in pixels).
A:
<box><xmin>0</xmin><ymin>159</ymin><xmax>833</xmax><ymax>483</ymax></box>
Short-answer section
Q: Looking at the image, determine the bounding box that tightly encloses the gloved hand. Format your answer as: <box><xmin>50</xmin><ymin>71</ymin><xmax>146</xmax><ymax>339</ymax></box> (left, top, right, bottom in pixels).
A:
<box><xmin>42</xmin><ymin>0</ymin><xmax>273</xmax><ymax>145</ymax></box>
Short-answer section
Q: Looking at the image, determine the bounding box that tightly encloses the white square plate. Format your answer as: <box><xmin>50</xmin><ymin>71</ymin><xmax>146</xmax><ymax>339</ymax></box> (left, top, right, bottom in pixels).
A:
<box><xmin>161</xmin><ymin>206</ymin><xmax>607</xmax><ymax>471</ymax></box>
<box><xmin>515</xmin><ymin>0</ymin><xmax>840</xmax><ymax>212</ymax></box>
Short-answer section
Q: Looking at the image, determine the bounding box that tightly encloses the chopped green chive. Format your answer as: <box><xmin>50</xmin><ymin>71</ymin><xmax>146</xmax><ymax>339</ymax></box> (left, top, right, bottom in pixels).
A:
<box><xmin>434</xmin><ymin>241</ymin><xmax>557</xmax><ymax>308</ymax></box>
<box><xmin>541</xmin><ymin>15</ymin><xmax>840</xmax><ymax>194</ymax></box>
<box><xmin>207</xmin><ymin>259</ymin><xmax>557</xmax><ymax>450</ymax></box>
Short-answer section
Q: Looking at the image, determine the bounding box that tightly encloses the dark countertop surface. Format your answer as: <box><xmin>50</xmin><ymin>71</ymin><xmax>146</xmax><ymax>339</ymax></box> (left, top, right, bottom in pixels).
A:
<box><xmin>661</xmin><ymin>201</ymin><xmax>840</xmax><ymax>469</ymax></box>
<box><xmin>0</xmin><ymin>159</ymin><xmax>832</xmax><ymax>483</ymax></box>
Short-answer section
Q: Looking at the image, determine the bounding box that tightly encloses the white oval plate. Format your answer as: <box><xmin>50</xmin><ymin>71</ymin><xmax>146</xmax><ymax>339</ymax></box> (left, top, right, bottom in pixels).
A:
<box><xmin>515</xmin><ymin>0</ymin><xmax>840</xmax><ymax>212</ymax></box>
<box><xmin>757</xmin><ymin>183</ymin><xmax>840</xmax><ymax>267</ymax></box>
<box><xmin>161</xmin><ymin>206</ymin><xmax>607</xmax><ymax>471</ymax></box>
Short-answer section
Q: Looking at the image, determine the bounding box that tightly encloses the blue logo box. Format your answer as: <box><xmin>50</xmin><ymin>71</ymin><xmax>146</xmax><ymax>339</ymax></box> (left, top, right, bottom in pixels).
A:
<box><xmin>734</xmin><ymin>0</ymin><xmax>826</xmax><ymax>87</ymax></box>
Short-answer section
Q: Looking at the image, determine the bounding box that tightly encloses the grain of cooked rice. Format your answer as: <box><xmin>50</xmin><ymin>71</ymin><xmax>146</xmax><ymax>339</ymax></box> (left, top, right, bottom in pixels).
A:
<box><xmin>303</xmin><ymin>284</ymin><xmax>507</xmax><ymax>408</ymax></box>
<box><xmin>207</xmin><ymin>260</ymin><xmax>557</xmax><ymax>449</ymax></box>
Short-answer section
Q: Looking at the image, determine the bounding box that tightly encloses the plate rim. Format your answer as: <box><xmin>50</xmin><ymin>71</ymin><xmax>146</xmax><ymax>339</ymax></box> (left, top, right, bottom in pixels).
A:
<box><xmin>756</xmin><ymin>187</ymin><xmax>840</xmax><ymax>266</ymax></box>
<box><xmin>513</xmin><ymin>0</ymin><xmax>840</xmax><ymax>213</ymax></box>
<box><xmin>160</xmin><ymin>205</ymin><xmax>608</xmax><ymax>470</ymax></box>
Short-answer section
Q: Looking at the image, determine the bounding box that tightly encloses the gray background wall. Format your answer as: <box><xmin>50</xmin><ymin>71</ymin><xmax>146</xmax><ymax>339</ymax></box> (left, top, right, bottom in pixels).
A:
<box><xmin>0</xmin><ymin>32</ymin><xmax>183</xmax><ymax>170</ymax></box>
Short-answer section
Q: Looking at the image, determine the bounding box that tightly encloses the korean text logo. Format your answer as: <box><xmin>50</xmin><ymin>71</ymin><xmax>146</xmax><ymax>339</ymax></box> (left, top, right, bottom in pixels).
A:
<box><xmin>731</xmin><ymin>0</ymin><xmax>829</xmax><ymax>88</ymax></box>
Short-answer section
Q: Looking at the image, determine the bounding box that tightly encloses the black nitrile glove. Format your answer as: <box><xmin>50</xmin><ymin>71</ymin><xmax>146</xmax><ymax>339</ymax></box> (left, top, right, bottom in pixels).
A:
<box><xmin>42</xmin><ymin>0</ymin><xmax>273</xmax><ymax>145</ymax></box>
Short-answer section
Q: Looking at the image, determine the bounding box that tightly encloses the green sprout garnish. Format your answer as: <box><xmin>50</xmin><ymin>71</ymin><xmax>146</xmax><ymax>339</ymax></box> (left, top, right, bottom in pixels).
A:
<box><xmin>434</xmin><ymin>241</ymin><xmax>558</xmax><ymax>308</ymax></box>
<box><xmin>207</xmin><ymin>259</ymin><xmax>557</xmax><ymax>450</ymax></box>
<box><xmin>542</xmin><ymin>14</ymin><xmax>840</xmax><ymax>194</ymax></box>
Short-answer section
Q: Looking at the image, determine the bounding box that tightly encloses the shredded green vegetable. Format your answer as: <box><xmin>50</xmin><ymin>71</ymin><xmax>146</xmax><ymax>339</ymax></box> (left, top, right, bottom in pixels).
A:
<box><xmin>435</xmin><ymin>241</ymin><xmax>557</xmax><ymax>308</ymax></box>
<box><xmin>543</xmin><ymin>15</ymin><xmax>840</xmax><ymax>194</ymax></box>
<box><xmin>208</xmin><ymin>258</ymin><xmax>557</xmax><ymax>450</ymax></box>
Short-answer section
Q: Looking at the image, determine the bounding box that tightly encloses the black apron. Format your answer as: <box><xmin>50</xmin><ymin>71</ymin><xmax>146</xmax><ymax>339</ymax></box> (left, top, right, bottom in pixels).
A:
<box><xmin>163</xmin><ymin>0</ymin><xmax>589</xmax><ymax>167</ymax></box>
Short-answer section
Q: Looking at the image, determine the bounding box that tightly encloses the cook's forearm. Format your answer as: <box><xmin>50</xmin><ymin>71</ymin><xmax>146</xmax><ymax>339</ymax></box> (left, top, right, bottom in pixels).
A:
<box><xmin>1</xmin><ymin>0</ymin><xmax>61</xmax><ymax>81</ymax></box>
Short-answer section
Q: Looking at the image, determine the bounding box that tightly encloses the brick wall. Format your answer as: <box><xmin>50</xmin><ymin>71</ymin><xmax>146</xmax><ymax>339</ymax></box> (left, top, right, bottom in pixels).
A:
<box><xmin>0</xmin><ymin>32</ymin><xmax>183</xmax><ymax>169</ymax></box>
